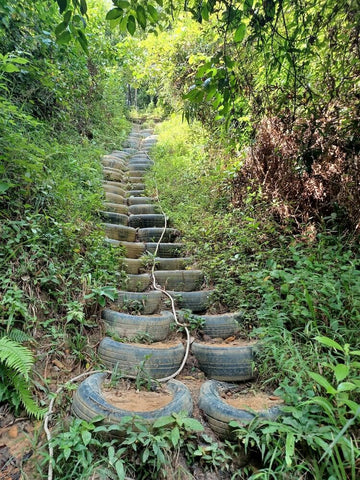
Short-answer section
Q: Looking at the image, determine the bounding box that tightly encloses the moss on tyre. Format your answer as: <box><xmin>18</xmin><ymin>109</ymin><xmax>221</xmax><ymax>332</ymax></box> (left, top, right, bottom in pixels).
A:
<box><xmin>198</xmin><ymin>380</ymin><xmax>281</xmax><ymax>438</ymax></box>
<box><xmin>72</xmin><ymin>373</ymin><xmax>193</xmax><ymax>425</ymax></box>
<box><xmin>200</xmin><ymin>313</ymin><xmax>242</xmax><ymax>338</ymax></box>
<box><xmin>102</xmin><ymin>310</ymin><xmax>173</xmax><ymax>341</ymax></box>
<box><xmin>191</xmin><ymin>341</ymin><xmax>255</xmax><ymax>381</ymax></box>
<box><xmin>98</xmin><ymin>337</ymin><xmax>185</xmax><ymax>379</ymax></box>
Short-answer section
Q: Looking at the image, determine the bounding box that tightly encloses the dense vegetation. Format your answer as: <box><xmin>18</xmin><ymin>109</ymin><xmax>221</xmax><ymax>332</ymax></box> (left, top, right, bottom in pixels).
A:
<box><xmin>0</xmin><ymin>0</ymin><xmax>359</xmax><ymax>478</ymax></box>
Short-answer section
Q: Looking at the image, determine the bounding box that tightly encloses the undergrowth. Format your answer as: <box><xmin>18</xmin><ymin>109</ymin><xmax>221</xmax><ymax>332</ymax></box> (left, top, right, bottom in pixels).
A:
<box><xmin>146</xmin><ymin>114</ymin><xmax>360</xmax><ymax>479</ymax></box>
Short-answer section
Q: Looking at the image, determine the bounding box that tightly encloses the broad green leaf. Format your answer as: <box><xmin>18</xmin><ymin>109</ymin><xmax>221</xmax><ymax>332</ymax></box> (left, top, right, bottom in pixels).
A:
<box><xmin>12</xmin><ymin>57</ymin><xmax>28</xmax><ymax>65</ymax></box>
<box><xmin>201</xmin><ymin>5</ymin><xmax>209</xmax><ymax>21</ymax></box>
<box><xmin>106</xmin><ymin>8</ymin><xmax>123</xmax><ymax>20</ymax></box>
<box><xmin>127</xmin><ymin>15</ymin><xmax>136</xmax><ymax>35</ymax></box>
<box><xmin>234</xmin><ymin>23</ymin><xmax>246</xmax><ymax>43</ymax></box>
<box><xmin>285</xmin><ymin>432</ymin><xmax>295</xmax><ymax>466</ymax></box>
<box><xmin>56</xmin><ymin>30</ymin><xmax>71</xmax><ymax>45</ymax></box>
<box><xmin>334</xmin><ymin>364</ymin><xmax>349</xmax><ymax>382</ymax></box>
<box><xmin>136</xmin><ymin>5</ymin><xmax>147</xmax><ymax>30</ymax></box>
<box><xmin>118</xmin><ymin>0</ymin><xmax>130</xmax><ymax>7</ymax></box>
<box><xmin>55</xmin><ymin>21</ymin><xmax>67</xmax><ymax>36</ymax></box>
<box><xmin>63</xmin><ymin>10</ymin><xmax>72</xmax><ymax>25</ymax></box>
<box><xmin>155</xmin><ymin>0</ymin><xmax>163</xmax><ymax>6</ymax></box>
<box><xmin>81</xmin><ymin>430</ymin><xmax>91</xmax><ymax>446</ymax></box>
<box><xmin>182</xmin><ymin>418</ymin><xmax>204</xmax><ymax>432</ymax></box>
<box><xmin>80</xmin><ymin>0</ymin><xmax>87</xmax><ymax>15</ymax></box>
<box><xmin>315</xmin><ymin>336</ymin><xmax>343</xmax><ymax>351</ymax></box>
<box><xmin>171</xmin><ymin>426</ymin><xmax>180</xmax><ymax>447</ymax></box>
<box><xmin>77</xmin><ymin>30</ymin><xmax>88</xmax><ymax>54</ymax></box>
<box><xmin>337</xmin><ymin>382</ymin><xmax>356</xmax><ymax>392</ymax></box>
<box><xmin>64</xmin><ymin>447</ymin><xmax>71</xmax><ymax>460</ymax></box>
<box><xmin>57</xmin><ymin>0</ymin><xmax>68</xmax><ymax>14</ymax></box>
<box><xmin>303</xmin><ymin>396</ymin><xmax>335</xmax><ymax>419</ymax></box>
<box><xmin>3</xmin><ymin>64</ymin><xmax>19</xmax><ymax>72</ymax></box>
<box><xmin>0</xmin><ymin>182</ymin><xmax>12</xmax><ymax>194</ymax></box>
<box><xmin>308</xmin><ymin>371</ymin><xmax>337</xmax><ymax>394</ymax></box>
<box><xmin>115</xmin><ymin>460</ymin><xmax>125</xmax><ymax>480</ymax></box>
<box><xmin>147</xmin><ymin>4</ymin><xmax>158</xmax><ymax>22</ymax></box>
<box><xmin>153</xmin><ymin>415</ymin><xmax>174</xmax><ymax>428</ymax></box>
<box><xmin>342</xmin><ymin>399</ymin><xmax>360</xmax><ymax>415</ymax></box>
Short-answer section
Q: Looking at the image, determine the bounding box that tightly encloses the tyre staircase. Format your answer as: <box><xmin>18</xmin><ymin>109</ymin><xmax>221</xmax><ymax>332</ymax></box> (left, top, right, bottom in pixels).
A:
<box><xmin>72</xmin><ymin>123</ymin><xmax>280</xmax><ymax>443</ymax></box>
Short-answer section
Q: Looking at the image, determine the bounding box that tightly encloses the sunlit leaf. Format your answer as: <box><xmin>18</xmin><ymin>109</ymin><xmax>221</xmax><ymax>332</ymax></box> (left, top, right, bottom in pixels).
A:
<box><xmin>106</xmin><ymin>8</ymin><xmax>123</xmax><ymax>20</ymax></box>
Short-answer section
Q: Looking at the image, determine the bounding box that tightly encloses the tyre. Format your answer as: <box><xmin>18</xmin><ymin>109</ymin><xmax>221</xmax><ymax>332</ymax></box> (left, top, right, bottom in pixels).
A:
<box><xmin>123</xmin><ymin>258</ymin><xmax>142</xmax><ymax>274</ymax></box>
<box><xmin>154</xmin><ymin>257</ymin><xmax>191</xmax><ymax>271</ymax></box>
<box><xmin>118</xmin><ymin>241</ymin><xmax>145</xmax><ymax>259</ymax></box>
<box><xmin>98</xmin><ymin>337</ymin><xmax>185</xmax><ymax>379</ymax></box>
<box><xmin>103</xmin><ymin>184</ymin><xmax>127</xmax><ymax>197</ymax></box>
<box><xmin>191</xmin><ymin>341</ymin><xmax>255</xmax><ymax>381</ymax></box>
<box><xmin>101</xmin><ymin>211</ymin><xmax>128</xmax><ymax>226</ymax></box>
<box><xmin>105</xmin><ymin>192</ymin><xmax>127</xmax><ymax>204</ymax></box>
<box><xmin>122</xmin><ymin>273</ymin><xmax>151</xmax><ymax>292</ymax></box>
<box><xmin>128</xmin><ymin>204</ymin><xmax>158</xmax><ymax>215</ymax></box>
<box><xmin>168</xmin><ymin>290</ymin><xmax>211</xmax><ymax>312</ymax></box>
<box><xmin>154</xmin><ymin>270</ymin><xmax>204</xmax><ymax>292</ymax></box>
<box><xmin>129</xmin><ymin>214</ymin><xmax>166</xmax><ymax>228</ymax></box>
<box><xmin>145</xmin><ymin>243</ymin><xmax>185</xmax><ymax>258</ymax></box>
<box><xmin>200</xmin><ymin>313</ymin><xmax>242</xmax><ymax>338</ymax></box>
<box><xmin>72</xmin><ymin>374</ymin><xmax>192</xmax><ymax>425</ymax></box>
<box><xmin>115</xmin><ymin>291</ymin><xmax>162</xmax><ymax>315</ymax></box>
<box><xmin>198</xmin><ymin>380</ymin><xmax>281</xmax><ymax>438</ymax></box>
<box><xmin>102</xmin><ymin>310</ymin><xmax>173</xmax><ymax>341</ymax></box>
<box><xmin>104</xmin><ymin>223</ymin><xmax>136</xmax><ymax>242</ymax></box>
<box><xmin>138</xmin><ymin>228</ymin><xmax>179</xmax><ymax>243</ymax></box>
<box><xmin>128</xmin><ymin>197</ymin><xmax>153</xmax><ymax>205</ymax></box>
<box><xmin>103</xmin><ymin>203</ymin><xmax>128</xmax><ymax>215</ymax></box>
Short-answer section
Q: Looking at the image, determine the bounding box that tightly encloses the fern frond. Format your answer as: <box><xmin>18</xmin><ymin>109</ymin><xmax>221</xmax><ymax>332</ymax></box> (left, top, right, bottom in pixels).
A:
<box><xmin>0</xmin><ymin>328</ymin><xmax>32</xmax><ymax>343</ymax></box>
<box><xmin>11</xmin><ymin>373</ymin><xmax>46</xmax><ymax>419</ymax></box>
<box><xmin>0</xmin><ymin>336</ymin><xmax>34</xmax><ymax>379</ymax></box>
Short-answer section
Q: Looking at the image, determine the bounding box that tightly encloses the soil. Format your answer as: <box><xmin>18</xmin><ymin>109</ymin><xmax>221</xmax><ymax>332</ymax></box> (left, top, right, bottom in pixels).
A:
<box><xmin>131</xmin><ymin>339</ymin><xmax>182</xmax><ymax>348</ymax></box>
<box><xmin>195</xmin><ymin>338</ymin><xmax>257</xmax><ymax>347</ymax></box>
<box><xmin>222</xmin><ymin>389</ymin><xmax>283</xmax><ymax>411</ymax></box>
<box><xmin>102</xmin><ymin>381</ymin><xmax>173</xmax><ymax>412</ymax></box>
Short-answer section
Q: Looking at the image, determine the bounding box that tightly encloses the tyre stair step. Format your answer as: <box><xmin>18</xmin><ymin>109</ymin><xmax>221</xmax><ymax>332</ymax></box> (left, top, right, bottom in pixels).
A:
<box><xmin>123</xmin><ymin>257</ymin><xmax>191</xmax><ymax>274</ymax></box>
<box><xmin>102</xmin><ymin>309</ymin><xmax>173</xmax><ymax>341</ymax></box>
<box><xmin>101</xmin><ymin>211</ymin><xmax>128</xmax><ymax>226</ymax></box>
<box><xmin>114</xmin><ymin>290</ymin><xmax>163</xmax><ymax>315</ymax></box>
<box><xmin>128</xmin><ymin>196</ymin><xmax>153</xmax><ymax>205</ymax></box>
<box><xmin>103</xmin><ymin>203</ymin><xmax>128</xmax><ymax>214</ymax></box>
<box><xmin>128</xmin><ymin>214</ymin><xmax>166</xmax><ymax>228</ymax></box>
<box><xmin>137</xmin><ymin>227</ymin><xmax>179</xmax><ymax>243</ymax></box>
<box><xmin>128</xmin><ymin>204</ymin><xmax>158</xmax><ymax>214</ymax></box>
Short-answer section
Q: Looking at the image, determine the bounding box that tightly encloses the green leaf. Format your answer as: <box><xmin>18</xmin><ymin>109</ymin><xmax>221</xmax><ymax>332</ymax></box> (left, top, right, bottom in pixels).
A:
<box><xmin>56</xmin><ymin>30</ymin><xmax>71</xmax><ymax>45</ymax></box>
<box><xmin>182</xmin><ymin>418</ymin><xmax>204</xmax><ymax>432</ymax></box>
<box><xmin>234</xmin><ymin>23</ymin><xmax>246</xmax><ymax>43</ymax></box>
<box><xmin>337</xmin><ymin>382</ymin><xmax>356</xmax><ymax>392</ymax></box>
<box><xmin>106</xmin><ymin>8</ymin><xmax>123</xmax><ymax>20</ymax></box>
<box><xmin>201</xmin><ymin>5</ymin><xmax>209</xmax><ymax>21</ymax></box>
<box><xmin>155</xmin><ymin>0</ymin><xmax>163</xmax><ymax>6</ymax></box>
<box><xmin>315</xmin><ymin>336</ymin><xmax>343</xmax><ymax>351</ymax></box>
<box><xmin>115</xmin><ymin>460</ymin><xmax>125</xmax><ymax>479</ymax></box>
<box><xmin>63</xmin><ymin>10</ymin><xmax>72</xmax><ymax>25</ymax></box>
<box><xmin>117</xmin><ymin>0</ymin><xmax>130</xmax><ymax>7</ymax></box>
<box><xmin>81</xmin><ymin>430</ymin><xmax>91</xmax><ymax>446</ymax></box>
<box><xmin>57</xmin><ymin>0</ymin><xmax>68</xmax><ymax>14</ymax></box>
<box><xmin>285</xmin><ymin>432</ymin><xmax>295</xmax><ymax>466</ymax></box>
<box><xmin>77</xmin><ymin>30</ymin><xmax>88</xmax><ymax>54</ymax></box>
<box><xmin>147</xmin><ymin>4</ymin><xmax>158</xmax><ymax>21</ymax></box>
<box><xmin>64</xmin><ymin>447</ymin><xmax>71</xmax><ymax>460</ymax></box>
<box><xmin>153</xmin><ymin>415</ymin><xmax>174</xmax><ymax>428</ymax></box>
<box><xmin>80</xmin><ymin>0</ymin><xmax>87</xmax><ymax>15</ymax></box>
<box><xmin>334</xmin><ymin>364</ymin><xmax>349</xmax><ymax>383</ymax></box>
<box><xmin>12</xmin><ymin>57</ymin><xmax>28</xmax><ymax>65</ymax></box>
<box><xmin>55</xmin><ymin>21</ymin><xmax>67</xmax><ymax>36</ymax></box>
<box><xmin>136</xmin><ymin>5</ymin><xmax>147</xmax><ymax>30</ymax></box>
<box><xmin>127</xmin><ymin>15</ymin><xmax>136</xmax><ymax>35</ymax></box>
<box><xmin>170</xmin><ymin>426</ymin><xmax>180</xmax><ymax>447</ymax></box>
<box><xmin>3</xmin><ymin>64</ymin><xmax>19</xmax><ymax>73</ymax></box>
<box><xmin>308</xmin><ymin>371</ymin><xmax>337</xmax><ymax>394</ymax></box>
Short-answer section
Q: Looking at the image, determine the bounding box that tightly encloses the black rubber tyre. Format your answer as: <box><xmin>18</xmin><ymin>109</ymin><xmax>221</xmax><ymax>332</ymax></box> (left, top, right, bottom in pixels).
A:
<box><xmin>103</xmin><ymin>203</ymin><xmax>128</xmax><ymax>215</ymax></box>
<box><xmin>128</xmin><ymin>204</ymin><xmax>158</xmax><ymax>215</ymax></box>
<box><xmin>145</xmin><ymin>243</ymin><xmax>184</xmax><ymax>258</ymax></box>
<box><xmin>98</xmin><ymin>337</ymin><xmax>185</xmax><ymax>379</ymax></box>
<box><xmin>128</xmin><ymin>197</ymin><xmax>153</xmax><ymax>205</ymax></box>
<box><xmin>154</xmin><ymin>270</ymin><xmax>204</xmax><ymax>292</ymax></box>
<box><xmin>198</xmin><ymin>380</ymin><xmax>281</xmax><ymax>438</ymax></box>
<box><xmin>191</xmin><ymin>342</ymin><xmax>255</xmax><ymax>381</ymax></box>
<box><xmin>103</xmin><ymin>169</ymin><xmax>123</xmax><ymax>182</ymax></box>
<box><xmin>101</xmin><ymin>211</ymin><xmax>128</xmax><ymax>226</ymax></box>
<box><xmin>105</xmin><ymin>192</ymin><xmax>127</xmax><ymax>204</ymax></box>
<box><xmin>104</xmin><ymin>223</ymin><xmax>136</xmax><ymax>242</ymax></box>
<box><xmin>129</xmin><ymin>214</ymin><xmax>166</xmax><ymax>229</ymax></box>
<box><xmin>72</xmin><ymin>374</ymin><xmax>192</xmax><ymax>425</ymax></box>
<box><xmin>138</xmin><ymin>228</ymin><xmax>179</xmax><ymax>243</ymax></box>
<box><xmin>127</xmin><ymin>183</ymin><xmax>145</xmax><ymax>191</ymax></box>
<box><xmin>123</xmin><ymin>258</ymin><xmax>142</xmax><ymax>274</ymax></box>
<box><xmin>102</xmin><ymin>310</ymin><xmax>173</xmax><ymax>341</ymax></box>
<box><xmin>119</xmin><ymin>241</ymin><xmax>145</xmax><ymax>259</ymax></box>
<box><xmin>103</xmin><ymin>184</ymin><xmax>127</xmax><ymax>197</ymax></box>
<box><xmin>127</xmin><ymin>190</ymin><xmax>145</xmax><ymax>197</ymax></box>
<box><xmin>168</xmin><ymin>291</ymin><xmax>211</xmax><ymax>312</ymax></box>
<box><xmin>200</xmin><ymin>313</ymin><xmax>242</xmax><ymax>338</ymax></box>
<box><xmin>122</xmin><ymin>273</ymin><xmax>151</xmax><ymax>292</ymax></box>
<box><xmin>154</xmin><ymin>258</ymin><xmax>191</xmax><ymax>271</ymax></box>
<box><xmin>115</xmin><ymin>291</ymin><xmax>162</xmax><ymax>315</ymax></box>
<box><xmin>128</xmin><ymin>164</ymin><xmax>152</xmax><ymax>171</ymax></box>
